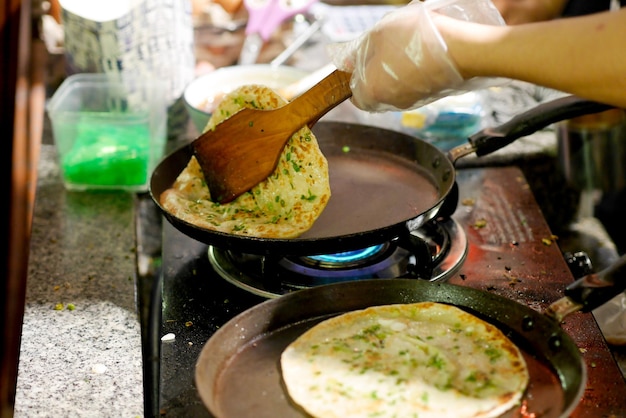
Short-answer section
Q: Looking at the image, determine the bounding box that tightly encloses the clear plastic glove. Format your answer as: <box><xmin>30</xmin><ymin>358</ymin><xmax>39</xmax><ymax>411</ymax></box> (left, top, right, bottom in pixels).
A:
<box><xmin>328</xmin><ymin>0</ymin><xmax>506</xmax><ymax>112</ymax></box>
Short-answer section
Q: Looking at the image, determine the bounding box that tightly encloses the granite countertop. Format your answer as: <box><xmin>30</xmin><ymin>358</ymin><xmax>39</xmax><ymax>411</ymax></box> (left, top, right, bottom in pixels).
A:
<box><xmin>14</xmin><ymin>144</ymin><xmax>144</xmax><ymax>417</ymax></box>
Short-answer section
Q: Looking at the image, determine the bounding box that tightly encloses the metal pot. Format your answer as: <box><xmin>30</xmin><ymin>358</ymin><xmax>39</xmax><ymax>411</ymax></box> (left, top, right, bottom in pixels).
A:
<box><xmin>557</xmin><ymin>108</ymin><xmax>626</xmax><ymax>192</ymax></box>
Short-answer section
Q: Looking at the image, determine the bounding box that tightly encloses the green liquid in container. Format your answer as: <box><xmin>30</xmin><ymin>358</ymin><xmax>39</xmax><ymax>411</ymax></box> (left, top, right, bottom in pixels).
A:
<box><xmin>58</xmin><ymin>113</ymin><xmax>152</xmax><ymax>188</ymax></box>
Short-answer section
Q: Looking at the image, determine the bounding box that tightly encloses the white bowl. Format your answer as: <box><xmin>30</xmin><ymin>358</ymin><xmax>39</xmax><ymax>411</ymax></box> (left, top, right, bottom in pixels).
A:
<box><xmin>184</xmin><ymin>64</ymin><xmax>309</xmax><ymax>132</ymax></box>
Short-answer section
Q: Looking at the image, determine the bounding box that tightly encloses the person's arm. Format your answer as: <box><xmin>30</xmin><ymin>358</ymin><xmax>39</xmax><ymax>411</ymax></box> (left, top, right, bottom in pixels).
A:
<box><xmin>491</xmin><ymin>0</ymin><xmax>567</xmax><ymax>23</ymax></box>
<box><xmin>438</xmin><ymin>9</ymin><xmax>626</xmax><ymax>107</ymax></box>
<box><xmin>331</xmin><ymin>2</ymin><xmax>626</xmax><ymax>112</ymax></box>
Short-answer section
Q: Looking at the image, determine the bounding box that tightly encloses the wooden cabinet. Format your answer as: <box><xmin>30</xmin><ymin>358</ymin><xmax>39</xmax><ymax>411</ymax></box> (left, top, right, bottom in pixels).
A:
<box><xmin>0</xmin><ymin>1</ymin><xmax>45</xmax><ymax>417</ymax></box>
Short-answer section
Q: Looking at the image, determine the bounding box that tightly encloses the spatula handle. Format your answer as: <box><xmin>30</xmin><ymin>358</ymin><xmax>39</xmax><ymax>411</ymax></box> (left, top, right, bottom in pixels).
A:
<box><xmin>286</xmin><ymin>70</ymin><xmax>353</xmax><ymax>126</ymax></box>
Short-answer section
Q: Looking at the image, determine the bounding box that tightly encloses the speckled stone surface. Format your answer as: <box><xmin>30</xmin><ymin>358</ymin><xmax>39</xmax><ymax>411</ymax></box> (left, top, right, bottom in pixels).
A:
<box><xmin>14</xmin><ymin>145</ymin><xmax>143</xmax><ymax>417</ymax></box>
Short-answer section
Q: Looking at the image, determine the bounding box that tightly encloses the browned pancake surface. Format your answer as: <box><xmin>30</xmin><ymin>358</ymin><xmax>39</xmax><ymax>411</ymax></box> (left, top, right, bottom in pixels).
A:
<box><xmin>160</xmin><ymin>85</ymin><xmax>330</xmax><ymax>238</ymax></box>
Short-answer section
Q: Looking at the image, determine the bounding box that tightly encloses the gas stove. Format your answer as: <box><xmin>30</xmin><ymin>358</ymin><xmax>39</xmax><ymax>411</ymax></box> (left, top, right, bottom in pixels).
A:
<box><xmin>143</xmin><ymin>166</ymin><xmax>626</xmax><ymax>417</ymax></box>
<box><xmin>206</xmin><ymin>216</ymin><xmax>467</xmax><ymax>298</ymax></box>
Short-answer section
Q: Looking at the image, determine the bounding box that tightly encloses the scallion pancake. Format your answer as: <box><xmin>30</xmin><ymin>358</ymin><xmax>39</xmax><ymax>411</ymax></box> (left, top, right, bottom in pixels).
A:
<box><xmin>281</xmin><ymin>302</ymin><xmax>529</xmax><ymax>418</ymax></box>
<box><xmin>160</xmin><ymin>85</ymin><xmax>330</xmax><ymax>238</ymax></box>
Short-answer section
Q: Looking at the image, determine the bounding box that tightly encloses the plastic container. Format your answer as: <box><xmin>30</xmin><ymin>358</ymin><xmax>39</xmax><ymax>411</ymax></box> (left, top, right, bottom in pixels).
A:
<box><xmin>47</xmin><ymin>73</ymin><xmax>167</xmax><ymax>191</ymax></box>
<box><xmin>398</xmin><ymin>91</ymin><xmax>486</xmax><ymax>151</ymax></box>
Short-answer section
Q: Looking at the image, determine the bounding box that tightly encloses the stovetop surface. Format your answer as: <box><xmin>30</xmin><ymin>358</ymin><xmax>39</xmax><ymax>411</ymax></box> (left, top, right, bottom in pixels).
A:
<box><xmin>155</xmin><ymin>166</ymin><xmax>626</xmax><ymax>417</ymax></box>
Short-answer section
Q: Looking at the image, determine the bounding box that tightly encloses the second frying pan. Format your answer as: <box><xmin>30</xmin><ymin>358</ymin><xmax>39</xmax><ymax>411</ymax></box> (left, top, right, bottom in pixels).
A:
<box><xmin>195</xmin><ymin>279</ymin><xmax>583</xmax><ymax>418</ymax></box>
<box><xmin>195</xmin><ymin>254</ymin><xmax>626</xmax><ymax>417</ymax></box>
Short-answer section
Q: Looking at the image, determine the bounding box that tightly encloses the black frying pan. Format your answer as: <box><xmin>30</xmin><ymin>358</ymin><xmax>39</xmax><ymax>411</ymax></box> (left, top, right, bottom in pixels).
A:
<box><xmin>150</xmin><ymin>95</ymin><xmax>612</xmax><ymax>256</ymax></box>
<box><xmin>195</xmin><ymin>255</ymin><xmax>626</xmax><ymax>418</ymax></box>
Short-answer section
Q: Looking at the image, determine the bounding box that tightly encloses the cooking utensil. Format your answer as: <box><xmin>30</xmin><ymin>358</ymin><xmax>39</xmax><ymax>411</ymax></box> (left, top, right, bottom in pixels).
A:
<box><xmin>154</xmin><ymin>122</ymin><xmax>453</xmax><ymax>256</ymax></box>
<box><xmin>269</xmin><ymin>18</ymin><xmax>323</xmax><ymax>67</ymax></box>
<box><xmin>191</xmin><ymin>69</ymin><xmax>352</xmax><ymax>203</ymax></box>
<box><xmin>557</xmin><ymin>108</ymin><xmax>626</xmax><ymax>193</ymax></box>
<box><xmin>151</xmin><ymin>95</ymin><xmax>613</xmax><ymax>257</ymax></box>
<box><xmin>238</xmin><ymin>0</ymin><xmax>319</xmax><ymax>65</ymax></box>
<box><xmin>194</xmin><ymin>254</ymin><xmax>626</xmax><ymax>417</ymax></box>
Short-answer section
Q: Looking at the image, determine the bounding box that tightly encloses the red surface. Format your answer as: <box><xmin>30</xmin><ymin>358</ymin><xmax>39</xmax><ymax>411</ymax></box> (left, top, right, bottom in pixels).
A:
<box><xmin>449</xmin><ymin>166</ymin><xmax>626</xmax><ymax>417</ymax></box>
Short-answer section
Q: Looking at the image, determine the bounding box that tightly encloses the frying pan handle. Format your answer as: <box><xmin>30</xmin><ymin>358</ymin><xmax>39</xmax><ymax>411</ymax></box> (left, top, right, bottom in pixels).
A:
<box><xmin>469</xmin><ymin>96</ymin><xmax>614</xmax><ymax>157</ymax></box>
<box><xmin>548</xmin><ymin>254</ymin><xmax>626</xmax><ymax>322</ymax></box>
<box><xmin>565</xmin><ymin>253</ymin><xmax>626</xmax><ymax>312</ymax></box>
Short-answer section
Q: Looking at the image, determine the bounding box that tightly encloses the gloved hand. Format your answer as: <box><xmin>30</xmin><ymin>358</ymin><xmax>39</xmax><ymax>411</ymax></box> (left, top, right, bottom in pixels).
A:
<box><xmin>328</xmin><ymin>0</ymin><xmax>506</xmax><ymax>112</ymax></box>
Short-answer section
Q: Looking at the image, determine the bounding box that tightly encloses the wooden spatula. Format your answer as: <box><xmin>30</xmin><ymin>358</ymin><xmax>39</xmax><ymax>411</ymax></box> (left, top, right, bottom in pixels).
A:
<box><xmin>192</xmin><ymin>69</ymin><xmax>352</xmax><ymax>203</ymax></box>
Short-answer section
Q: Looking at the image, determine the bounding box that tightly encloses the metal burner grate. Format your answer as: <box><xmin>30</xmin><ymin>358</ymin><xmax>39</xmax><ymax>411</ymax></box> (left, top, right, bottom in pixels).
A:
<box><xmin>207</xmin><ymin>218</ymin><xmax>468</xmax><ymax>298</ymax></box>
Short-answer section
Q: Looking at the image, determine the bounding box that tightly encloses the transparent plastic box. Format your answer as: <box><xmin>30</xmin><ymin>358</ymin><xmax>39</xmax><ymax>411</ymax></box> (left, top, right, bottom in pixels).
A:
<box><xmin>398</xmin><ymin>91</ymin><xmax>487</xmax><ymax>151</ymax></box>
<box><xmin>47</xmin><ymin>73</ymin><xmax>167</xmax><ymax>191</ymax></box>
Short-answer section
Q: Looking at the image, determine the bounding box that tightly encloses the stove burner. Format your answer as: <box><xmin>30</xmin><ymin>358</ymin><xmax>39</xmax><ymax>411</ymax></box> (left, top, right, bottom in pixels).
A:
<box><xmin>279</xmin><ymin>242</ymin><xmax>398</xmax><ymax>280</ymax></box>
<box><xmin>304</xmin><ymin>244</ymin><xmax>387</xmax><ymax>267</ymax></box>
<box><xmin>208</xmin><ymin>218</ymin><xmax>467</xmax><ymax>298</ymax></box>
